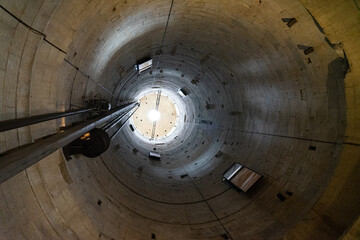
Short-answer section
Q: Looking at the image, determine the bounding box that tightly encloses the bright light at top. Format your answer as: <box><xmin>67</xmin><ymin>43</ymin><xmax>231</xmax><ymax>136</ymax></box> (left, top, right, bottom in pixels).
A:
<box><xmin>148</xmin><ymin>109</ymin><xmax>161</xmax><ymax>122</ymax></box>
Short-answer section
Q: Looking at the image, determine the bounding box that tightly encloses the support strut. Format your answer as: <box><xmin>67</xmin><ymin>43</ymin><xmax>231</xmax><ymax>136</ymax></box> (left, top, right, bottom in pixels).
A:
<box><xmin>0</xmin><ymin>108</ymin><xmax>95</xmax><ymax>133</ymax></box>
<box><xmin>0</xmin><ymin>102</ymin><xmax>138</xmax><ymax>184</ymax></box>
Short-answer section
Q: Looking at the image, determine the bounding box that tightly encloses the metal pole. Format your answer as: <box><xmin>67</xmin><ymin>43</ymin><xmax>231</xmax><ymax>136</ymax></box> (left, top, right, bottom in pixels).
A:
<box><xmin>104</xmin><ymin>103</ymin><xmax>139</xmax><ymax>132</ymax></box>
<box><xmin>110</xmin><ymin>104</ymin><xmax>140</xmax><ymax>140</ymax></box>
<box><xmin>150</xmin><ymin>90</ymin><xmax>162</xmax><ymax>140</ymax></box>
<box><xmin>0</xmin><ymin>102</ymin><xmax>138</xmax><ymax>184</ymax></box>
<box><xmin>0</xmin><ymin>108</ymin><xmax>95</xmax><ymax>133</ymax></box>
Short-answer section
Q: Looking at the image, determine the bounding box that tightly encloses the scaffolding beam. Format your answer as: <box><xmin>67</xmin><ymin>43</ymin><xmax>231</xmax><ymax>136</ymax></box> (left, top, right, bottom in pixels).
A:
<box><xmin>0</xmin><ymin>102</ymin><xmax>138</xmax><ymax>184</ymax></box>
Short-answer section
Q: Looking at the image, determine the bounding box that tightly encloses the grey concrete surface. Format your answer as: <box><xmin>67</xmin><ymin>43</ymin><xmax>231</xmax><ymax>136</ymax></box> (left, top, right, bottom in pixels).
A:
<box><xmin>0</xmin><ymin>0</ymin><xmax>359</xmax><ymax>239</ymax></box>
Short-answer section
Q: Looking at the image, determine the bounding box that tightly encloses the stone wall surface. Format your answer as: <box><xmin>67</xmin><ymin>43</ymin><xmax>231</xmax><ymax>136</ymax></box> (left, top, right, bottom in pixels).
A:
<box><xmin>0</xmin><ymin>0</ymin><xmax>359</xmax><ymax>239</ymax></box>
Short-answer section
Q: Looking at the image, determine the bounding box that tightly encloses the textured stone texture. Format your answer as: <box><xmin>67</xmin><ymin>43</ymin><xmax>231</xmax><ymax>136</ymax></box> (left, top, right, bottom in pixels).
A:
<box><xmin>0</xmin><ymin>0</ymin><xmax>359</xmax><ymax>239</ymax></box>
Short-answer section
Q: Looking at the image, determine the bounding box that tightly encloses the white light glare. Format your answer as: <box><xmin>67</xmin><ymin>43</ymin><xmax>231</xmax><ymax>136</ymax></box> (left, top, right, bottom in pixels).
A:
<box><xmin>148</xmin><ymin>109</ymin><xmax>161</xmax><ymax>122</ymax></box>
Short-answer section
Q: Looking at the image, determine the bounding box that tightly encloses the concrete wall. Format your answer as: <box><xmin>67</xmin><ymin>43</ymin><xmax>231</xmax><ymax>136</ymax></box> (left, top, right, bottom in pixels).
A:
<box><xmin>0</xmin><ymin>0</ymin><xmax>359</xmax><ymax>239</ymax></box>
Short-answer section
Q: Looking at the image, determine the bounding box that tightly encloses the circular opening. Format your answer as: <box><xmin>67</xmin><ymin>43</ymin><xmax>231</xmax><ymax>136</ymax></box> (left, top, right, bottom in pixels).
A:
<box><xmin>148</xmin><ymin>109</ymin><xmax>161</xmax><ymax>122</ymax></box>
<box><xmin>131</xmin><ymin>91</ymin><xmax>179</xmax><ymax>140</ymax></box>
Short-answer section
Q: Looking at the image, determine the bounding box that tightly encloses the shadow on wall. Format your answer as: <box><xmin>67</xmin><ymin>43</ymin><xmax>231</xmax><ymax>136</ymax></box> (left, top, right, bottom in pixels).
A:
<box><xmin>326</xmin><ymin>55</ymin><xmax>349</xmax><ymax>138</ymax></box>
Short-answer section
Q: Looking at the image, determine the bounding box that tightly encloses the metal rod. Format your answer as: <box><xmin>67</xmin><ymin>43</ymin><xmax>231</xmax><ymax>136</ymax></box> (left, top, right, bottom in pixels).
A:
<box><xmin>151</xmin><ymin>90</ymin><xmax>162</xmax><ymax>140</ymax></box>
<box><xmin>110</xmin><ymin>104</ymin><xmax>140</xmax><ymax>140</ymax></box>
<box><xmin>102</xmin><ymin>113</ymin><xmax>125</xmax><ymax>131</ymax></box>
<box><xmin>104</xmin><ymin>103</ymin><xmax>140</xmax><ymax>131</ymax></box>
<box><xmin>0</xmin><ymin>108</ymin><xmax>95</xmax><ymax>133</ymax></box>
<box><xmin>0</xmin><ymin>102</ymin><xmax>138</xmax><ymax>184</ymax></box>
<box><xmin>102</xmin><ymin>110</ymin><xmax>131</xmax><ymax>132</ymax></box>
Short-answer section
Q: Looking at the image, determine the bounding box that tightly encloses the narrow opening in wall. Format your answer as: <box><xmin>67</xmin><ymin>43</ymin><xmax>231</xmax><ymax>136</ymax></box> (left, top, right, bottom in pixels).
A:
<box><xmin>309</xmin><ymin>146</ymin><xmax>316</xmax><ymax>150</ymax></box>
<box><xmin>277</xmin><ymin>193</ymin><xmax>286</xmax><ymax>201</ymax></box>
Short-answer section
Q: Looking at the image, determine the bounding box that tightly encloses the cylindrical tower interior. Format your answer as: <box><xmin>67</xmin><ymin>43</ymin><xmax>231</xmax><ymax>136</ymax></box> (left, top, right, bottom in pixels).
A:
<box><xmin>0</xmin><ymin>1</ymin><xmax>359</xmax><ymax>239</ymax></box>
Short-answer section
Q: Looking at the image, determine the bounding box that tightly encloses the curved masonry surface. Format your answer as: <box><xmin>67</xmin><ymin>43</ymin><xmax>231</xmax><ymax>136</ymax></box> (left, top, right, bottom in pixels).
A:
<box><xmin>0</xmin><ymin>1</ymin><xmax>359</xmax><ymax>239</ymax></box>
